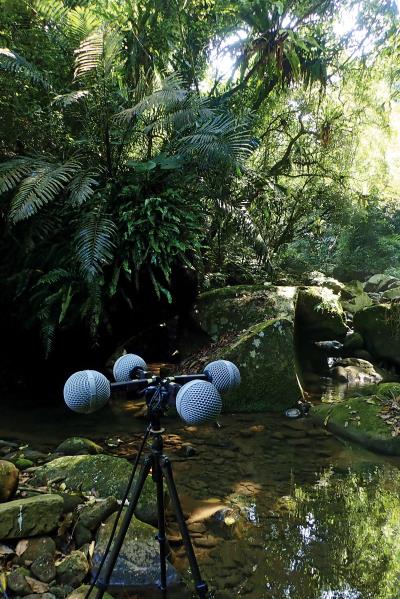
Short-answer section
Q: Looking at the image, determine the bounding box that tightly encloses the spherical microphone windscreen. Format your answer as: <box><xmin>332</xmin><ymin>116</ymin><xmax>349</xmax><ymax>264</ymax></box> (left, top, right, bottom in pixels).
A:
<box><xmin>63</xmin><ymin>370</ymin><xmax>110</xmax><ymax>414</ymax></box>
<box><xmin>113</xmin><ymin>354</ymin><xmax>147</xmax><ymax>382</ymax></box>
<box><xmin>176</xmin><ymin>380</ymin><xmax>222</xmax><ymax>425</ymax></box>
<box><xmin>203</xmin><ymin>360</ymin><xmax>241</xmax><ymax>393</ymax></box>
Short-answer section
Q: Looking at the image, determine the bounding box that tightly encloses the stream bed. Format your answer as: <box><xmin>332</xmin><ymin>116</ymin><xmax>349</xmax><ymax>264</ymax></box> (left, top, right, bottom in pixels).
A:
<box><xmin>2</xmin><ymin>395</ymin><xmax>400</xmax><ymax>598</ymax></box>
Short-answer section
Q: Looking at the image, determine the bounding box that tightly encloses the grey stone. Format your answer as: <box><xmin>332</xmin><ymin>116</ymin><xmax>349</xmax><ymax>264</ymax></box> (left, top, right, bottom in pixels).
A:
<box><xmin>48</xmin><ymin>585</ymin><xmax>74</xmax><ymax>599</ymax></box>
<box><xmin>66</xmin><ymin>585</ymin><xmax>114</xmax><ymax>599</ymax></box>
<box><xmin>92</xmin><ymin>511</ymin><xmax>180</xmax><ymax>589</ymax></box>
<box><xmin>31</xmin><ymin>553</ymin><xmax>56</xmax><ymax>583</ymax></box>
<box><xmin>15</xmin><ymin>536</ymin><xmax>56</xmax><ymax>565</ymax></box>
<box><xmin>0</xmin><ymin>495</ymin><xmax>63</xmax><ymax>539</ymax></box>
<box><xmin>79</xmin><ymin>496</ymin><xmax>118</xmax><ymax>531</ymax></box>
<box><xmin>73</xmin><ymin>522</ymin><xmax>92</xmax><ymax>547</ymax></box>
<box><xmin>56</xmin><ymin>551</ymin><xmax>89</xmax><ymax>587</ymax></box>
<box><xmin>7</xmin><ymin>567</ymin><xmax>31</xmax><ymax>595</ymax></box>
<box><xmin>55</xmin><ymin>438</ymin><xmax>103</xmax><ymax>456</ymax></box>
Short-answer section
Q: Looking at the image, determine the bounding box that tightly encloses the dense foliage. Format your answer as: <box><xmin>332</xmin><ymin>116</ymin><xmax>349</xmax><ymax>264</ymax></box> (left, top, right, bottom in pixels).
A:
<box><xmin>0</xmin><ymin>0</ymin><xmax>399</xmax><ymax>362</ymax></box>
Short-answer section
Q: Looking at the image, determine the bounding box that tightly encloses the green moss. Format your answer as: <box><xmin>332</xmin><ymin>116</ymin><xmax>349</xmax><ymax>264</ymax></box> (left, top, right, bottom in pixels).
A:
<box><xmin>353</xmin><ymin>304</ymin><xmax>400</xmax><ymax>366</ymax></box>
<box><xmin>296</xmin><ymin>286</ymin><xmax>348</xmax><ymax>340</ymax></box>
<box><xmin>312</xmin><ymin>393</ymin><xmax>400</xmax><ymax>455</ymax></box>
<box><xmin>218</xmin><ymin>318</ymin><xmax>301</xmax><ymax>412</ymax></box>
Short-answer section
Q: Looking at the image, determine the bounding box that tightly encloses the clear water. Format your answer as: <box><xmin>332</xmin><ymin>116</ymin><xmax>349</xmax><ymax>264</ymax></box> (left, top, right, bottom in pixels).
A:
<box><xmin>2</xmin><ymin>397</ymin><xmax>400</xmax><ymax>598</ymax></box>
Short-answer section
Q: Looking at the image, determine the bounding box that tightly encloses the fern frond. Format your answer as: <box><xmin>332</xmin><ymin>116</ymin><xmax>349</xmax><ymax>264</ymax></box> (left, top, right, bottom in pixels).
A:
<box><xmin>0</xmin><ymin>157</ymin><xmax>42</xmax><ymax>194</ymax></box>
<box><xmin>0</xmin><ymin>49</ymin><xmax>50</xmax><ymax>89</ymax></box>
<box><xmin>75</xmin><ymin>209</ymin><xmax>117</xmax><ymax>280</ymax></box>
<box><xmin>9</xmin><ymin>159</ymin><xmax>81</xmax><ymax>223</ymax></box>
<box><xmin>52</xmin><ymin>90</ymin><xmax>90</xmax><ymax>106</ymax></box>
<box><xmin>179</xmin><ymin>114</ymin><xmax>255</xmax><ymax>165</ymax></box>
<box><xmin>115</xmin><ymin>74</ymin><xmax>187</xmax><ymax>123</ymax></box>
<box><xmin>218</xmin><ymin>199</ymin><xmax>269</xmax><ymax>259</ymax></box>
<box><xmin>67</xmin><ymin>168</ymin><xmax>100</xmax><ymax>205</ymax></box>
<box><xmin>34</xmin><ymin>268</ymin><xmax>71</xmax><ymax>287</ymax></box>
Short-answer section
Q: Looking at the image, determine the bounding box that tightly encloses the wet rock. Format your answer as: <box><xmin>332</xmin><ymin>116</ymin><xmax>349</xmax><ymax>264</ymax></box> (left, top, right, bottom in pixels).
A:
<box><xmin>364</xmin><ymin>274</ymin><xmax>399</xmax><ymax>293</ymax></box>
<box><xmin>296</xmin><ymin>287</ymin><xmax>348</xmax><ymax>340</ymax></box>
<box><xmin>0</xmin><ymin>495</ymin><xmax>63</xmax><ymax>539</ymax></box>
<box><xmin>181</xmin><ymin>443</ymin><xmax>197</xmax><ymax>457</ymax></box>
<box><xmin>353</xmin><ymin>349</ymin><xmax>374</xmax><ymax>361</ymax></box>
<box><xmin>193</xmin><ymin>535</ymin><xmax>218</xmax><ymax>548</ymax></box>
<box><xmin>7</xmin><ymin>566</ymin><xmax>31</xmax><ymax>595</ymax></box>
<box><xmin>92</xmin><ymin>510</ymin><xmax>180</xmax><ymax>589</ymax></box>
<box><xmin>31</xmin><ymin>553</ymin><xmax>56</xmax><ymax>583</ymax></box>
<box><xmin>0</xmin><ymin>460</ymin><xmax>19</xmax><ymax>501</ymax></box>
<box><xmin>15</xmin><ymin>536</ymin><xmax>56</xmax><ymax>565</ymax></box>
<box><xmin>56</xmin><ymin>551</ymin><xmax>89</xmax><ymax>587</ymax></box>
<box><xmin>30</xmin><ymin>455</ymin><xmax>156</xmax><ymax>524</ymax></box>
<box><xmin>13</xmin><ymin>458</ymin><xmax>34</xmax><ymax>471</ymax></box>
<box><xmin>60</xmin><ymin>493</ymin><xmax>85</xmax><ymax>514</ymax></box>
<box><xmin>55</xmin><ymin>438</ymin><xmax>103</xmax><ymax>456</ymax></box>
<box><xmin>331</xmin><ymin>357</ymin><xmax>383</xmax><ymax>386</ymax></box>
<box><xmin>382</xmin><ymin>286</ymin><xmax>400</xmax><ymax>302</ymax></box>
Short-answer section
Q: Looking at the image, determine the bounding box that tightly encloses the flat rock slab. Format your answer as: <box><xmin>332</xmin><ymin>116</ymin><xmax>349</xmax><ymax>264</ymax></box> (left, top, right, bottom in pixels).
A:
<box><xmin>0</xmin><ymin>494</ymin><xmax>63</xmax><ymax>539</ymax></box>
<box><xmin>92</xmin><ymin>511</ymin><xmax>180</xmax><ymax>589</ymax></box>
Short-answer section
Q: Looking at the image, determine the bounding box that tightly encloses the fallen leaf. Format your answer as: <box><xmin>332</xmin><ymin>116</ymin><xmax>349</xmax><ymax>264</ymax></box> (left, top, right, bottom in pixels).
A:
<box><xmin>15</xmin><ymin>539</ymin><xmax>29</xmax><ymax>556</ymax></box>
<box><xmin>26</xmin><ymin>577</ymin><xmax>49</xmax><ymax>593</ymax></box>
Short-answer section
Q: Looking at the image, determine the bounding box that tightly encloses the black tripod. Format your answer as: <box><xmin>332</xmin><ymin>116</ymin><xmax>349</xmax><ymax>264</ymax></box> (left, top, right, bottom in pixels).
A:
<box><xmin>94</xmin><ymin>381</ymin><xmax>208</xmax><ymax>599</ymax></box>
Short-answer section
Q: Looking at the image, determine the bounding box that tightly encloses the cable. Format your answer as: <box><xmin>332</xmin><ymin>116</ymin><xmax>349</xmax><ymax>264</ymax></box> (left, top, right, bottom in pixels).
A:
<box><xmin>85</xmin><ymin>425</ymin><xmax>151</xmax><ymax>599</ymax></box>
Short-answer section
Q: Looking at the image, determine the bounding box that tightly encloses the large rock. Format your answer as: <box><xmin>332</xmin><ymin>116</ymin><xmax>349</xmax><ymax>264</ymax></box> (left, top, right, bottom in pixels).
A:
<box><xmin>30</xmin><ymin>455</ymin><xmax>156</xmax><ymax>524</ymax></box>
<box><xmin>56</xmin><ymin>551</ymin><xmax>89</xmax><ymax>587</ymax></box>
<box><xmin>330</xmin><ymin>358</ymin><xmax>384</xmax><ymax>386</ymax></box>
<box><xmin>0</xmin><ymin>460</ymin><xmax>19</xmax><ymax>501</ymax></box>
<box><xmin>353</xmin><ymin>304</ymin><xmax>400</xmax><ymax>366</ymax></box>
<box><xmin>364</xmin><ymin>274</ymin><xmax>400</xmax><ymax>293</ymax></box>
<box><xmin>192</xmin><ymin>285</ymin><xmax>298</xmax><ymax>341</ymax></box>
<box><xmin>0</xmin><ymin>495</ymin><xmax>63</xmax><ymax>539</ymax></box>
<box><xmin>92</xmin><ymin>511</ymin><xmax>180</xmax><ymax>590</ymax></box>
<box><xmin>79</xmin><ymin>496</ymin><xmax>118</xmax><ymax>531</ymax></box>
<box><xmin>66</xmin><ymin>585</ymin><xmax>114</xmax><ymax>599</ymax></box>
<box><xmin>381</xmin><ymin>286</ymin><xmax>400</xmax><ymax>302</ymax></box>
<box><xmin>217</xmin><ymin>318</ymin><xmax>301</xmax><ymax>412</ymax></box>
<box><xmin>55</xmin><ymin>438</ymin><xmax>103</xmax><ymax>456</ymax></box>
<box><xmin>311</xmin><ymin>383</ymin><xmax>400</xmax><ymax>455</ymax></box>
<box><xmin>296</xmin><ymin>287</ymin><xmax>348</xmax><ymax>340</ymax></box>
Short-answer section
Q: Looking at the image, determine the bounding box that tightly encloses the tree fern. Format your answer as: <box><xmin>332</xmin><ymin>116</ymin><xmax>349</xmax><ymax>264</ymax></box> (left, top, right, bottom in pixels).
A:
<box><xmin>0</xmin><ymin>49</ymin><xmax>50</xmax><ymax>89</ymax></box>
<box><xmin>9</xmin><ymin>159</ymin><xmax>82</xmax><ymax>223</ymax></box>
<box><xmin>74</xmin><ymin>29</ymin><xmax>122</xmax><ymax>80</ymax></box>
<box><xmin>75</xmin><ymin>209</ymin><xmax>117</xmax><ymax>280</ymax></box>
<box><xmin>52</xmin><ymin>90</ymin><xmax>90</xmax><ymax>106</ymax></box>
<box><xmin>0</xmin><ymin>157</ymin><xmax>43</xmax><ymax>193</ymax></box>
<box><xmin>67</xmin><ymin>167</ymin><xmax>100</xmax><ymax>205</ymax></box>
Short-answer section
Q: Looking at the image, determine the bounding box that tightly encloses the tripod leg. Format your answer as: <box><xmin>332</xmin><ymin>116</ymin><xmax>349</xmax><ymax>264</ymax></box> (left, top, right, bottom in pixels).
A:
<box><xmin>161</xmin><ymin>457</ymin><xmax>208</xmax><ymax>599</ymax></box>
<box><xmin>95</xmin><ymin>456</ymin><xmax>152</xmax><ymax>599</ymax></box>
<box><xmin>153</xmin><ymin>455</ymin><xmax>167</xmax><ymax>594</ymax></box>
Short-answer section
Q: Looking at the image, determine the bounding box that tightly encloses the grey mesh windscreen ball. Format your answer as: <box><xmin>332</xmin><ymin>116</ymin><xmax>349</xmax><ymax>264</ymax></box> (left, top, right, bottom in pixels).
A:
<box><xmin>63</xmin><ymin>370</ymin><xmax>110</xmax><ymax>414</ymax></box>
<box><xmin>176</xmin><ymin>380</ymin><xmax>222</xmax><ymax>425</ymax></box>
<box><xmin>203</xmin><ymin>360</ymin><xmax>240</xmax><ymax>392</ymax></box>
<box><xmin>113</xmin><ymin>354</ymin><xmax>147</xmax><ymax>382</ymax></box>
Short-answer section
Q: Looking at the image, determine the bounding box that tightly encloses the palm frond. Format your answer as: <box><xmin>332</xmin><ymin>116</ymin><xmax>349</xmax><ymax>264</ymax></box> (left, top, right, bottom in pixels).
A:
<box><xmin>67</xmin><ymin>168</ymin><xmax>101</xmax><ymax>205</ymax></box>
<box><xmin>0</xmin><ymin>49</ymin><xmax>50</xmax><ymax>89</ymax></box>
<box><xmin>179</xmin><ymin>114</ymin><xmax>255</xmax><ymax>165</ymax></box>
<box><xmin>74</xmin><ymin>29</ymin><xmax>122</xmax><ymax>80</ymax></box>
<box><xmin>75</xmin><ymin>209</ymin><xmax>117</xmax><ymax>280</ymax></box>
<box><xmin>67</xmin><ymin>6</ymin><xmax>100</xmax><ymax>44</ymax></box>
<box><xmin>9</xmin><ymin>159</ymin><xmax>81</xmax><ymax>223</ymax></box>
<box><xmin>52</xmin><ymin>90</ymin><xmax>90</xmax><ymax>106</ymax></box>
<box><xmin>34</xmin><ymin>0</ymin><xmax>68</xmax><ymax>24</ymax></box>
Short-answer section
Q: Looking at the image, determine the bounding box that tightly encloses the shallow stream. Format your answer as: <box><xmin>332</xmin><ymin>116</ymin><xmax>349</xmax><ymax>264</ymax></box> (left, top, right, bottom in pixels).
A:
<box><xmin>2</xmin><ymin>394</ymin><xmax>400</xmax><ymax>598</ymax></box>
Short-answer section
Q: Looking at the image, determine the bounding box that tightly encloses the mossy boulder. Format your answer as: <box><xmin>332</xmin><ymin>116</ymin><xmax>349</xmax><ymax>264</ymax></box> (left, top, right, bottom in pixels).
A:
<box><xmin>216</xmin><ymin>318</ymin><xmax>301</xmax><ymax>412</ymax></box>
<box><xmin>56</xmin><ymin>551</ymin><xmax>89</xmax><ymax>586</ymax></box>
<box><xmin>0</xmin><ymin>494</ymin><xmax>63</xmax><ymax>539</ymax></box>
<box><xmin>92</xmin><ymin>511</ymin><xmax>180</xmax><ymax>589</ymax></box>
<box><xmin>55</xmin><ymin>438</ymin><xmax>103</xmax><ymax>456</ymax></box>
<box><xmin>296</xmin><ymin>287</ymin><xmax>348</xmax><ymax>340</ymax></box>
<box><xmin>381</xmin><ymin>286</ymin><xmax>400</xmax><ymax>302</ymax></box>
<box><xmin>311</xmin><ymin>383</ymin><xmax>400</xmax><ymax>455</ymax></box>
<box><xmin>0</xmin><ymin>460</ymin><xmax>19</xmax><ymax>501</ymax></box>
<box><xmin>192</xmin><ymin>285</ymin><xmax>298</xmax><ymax>342</ymax></box>
<box><xmin>353</xmin><ymin>304</ymin><xmax>400</xmax><ymax>366</ymax></box>
<box><xmin>67</xmin><ymin>585</ymin><xmax>114</xmax><ymax>599</ymax></box>
<box><xmin>30</xmin><ymin>455</ymin><xmax>156</xmax><ymax>524</ymax></box>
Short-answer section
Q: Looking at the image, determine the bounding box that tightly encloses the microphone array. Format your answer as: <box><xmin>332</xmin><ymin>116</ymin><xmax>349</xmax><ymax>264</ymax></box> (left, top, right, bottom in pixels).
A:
<box><xmin>63</xmin><ymin>354</ymin><xmax>240</xmax><ymax>425</ymax></box>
